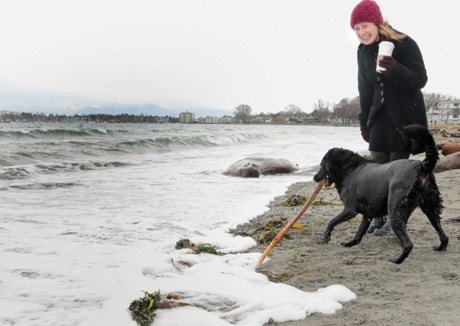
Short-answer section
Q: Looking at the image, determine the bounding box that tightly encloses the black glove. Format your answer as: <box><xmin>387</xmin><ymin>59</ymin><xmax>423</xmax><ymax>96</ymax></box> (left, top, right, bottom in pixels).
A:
<box><xmin>378</xmin><ymin>56</ymin><xmax>396</xmax><ymax>75</ymax></box>
<box><xmin>361</xmin><ymin>129</ymin><xmax>369</xmax><ymax>142</ymax></box>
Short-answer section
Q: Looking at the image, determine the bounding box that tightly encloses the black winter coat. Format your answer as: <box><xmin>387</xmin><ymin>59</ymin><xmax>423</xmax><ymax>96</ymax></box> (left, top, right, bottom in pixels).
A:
<box><xmin>357</xmin><ymin>35</ymin><xmax>428</xmax><ymax>153</ymax></box>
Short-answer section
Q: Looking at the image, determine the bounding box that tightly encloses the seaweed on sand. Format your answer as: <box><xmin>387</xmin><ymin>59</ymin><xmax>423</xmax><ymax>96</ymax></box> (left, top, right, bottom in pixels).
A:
<box><xmin>175</xmin><ymin>238</ymin><xmax>223</xmax><ymax>255</ymax></box>
<box><xmin>252</xmin><ymin>218</ymin><xmax>310</xmax><ymax>244</ymax></box>
<box><xmin>129</xmin><ymin>291</ymin><xmax>190</xmax><ymax>325</ymax></box>
<box><xmin>281</xmin><ymin>193</ymin><xmax>342</xmax><ymax>207</ymax></box>
<box><xmin>129</xmin><ymin>291</ymin><xmax>161</xmax><ymax>326</ymax></box>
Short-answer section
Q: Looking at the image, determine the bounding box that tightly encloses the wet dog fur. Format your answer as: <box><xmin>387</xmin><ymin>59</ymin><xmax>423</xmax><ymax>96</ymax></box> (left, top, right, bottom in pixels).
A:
<box><xmin>313</xmin><ymin>124</ymin><xmax>449</xmax><ymax>264</ymax></box>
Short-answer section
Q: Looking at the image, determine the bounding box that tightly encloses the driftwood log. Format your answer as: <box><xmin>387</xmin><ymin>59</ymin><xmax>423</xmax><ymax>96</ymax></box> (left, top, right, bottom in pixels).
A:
<box><xmin>435</xmin><ymin>152</ymin><xmax>460</xmax><ymax>172</ymax></box>
<box><xmin>441</xmin><ymin>141</ymin><xmax>460</xmax><ymax>156</ymax></box>
<box><xmin>223</xmin><ymin>157</ymin><xmax>299</xmax><ymax>178</ymax></box>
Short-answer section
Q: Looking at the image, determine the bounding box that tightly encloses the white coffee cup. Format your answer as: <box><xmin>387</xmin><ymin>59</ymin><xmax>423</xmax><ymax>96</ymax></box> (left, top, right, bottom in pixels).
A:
<box><xmin>376</xmin><ymin>41</ymin><xmax>395</xmax><ymax>72</ymax></box>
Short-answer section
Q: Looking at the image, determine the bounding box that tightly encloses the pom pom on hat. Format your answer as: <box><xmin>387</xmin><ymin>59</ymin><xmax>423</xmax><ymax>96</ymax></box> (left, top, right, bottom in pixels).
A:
<box><xmin>350</xmin><ymin>0</ymin><xmax>384</xmax><ymax>29</ymax></box>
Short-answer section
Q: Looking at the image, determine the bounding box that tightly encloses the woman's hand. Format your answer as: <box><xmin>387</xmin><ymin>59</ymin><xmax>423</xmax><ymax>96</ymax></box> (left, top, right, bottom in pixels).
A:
<box><xmin>378</xmin><ymin>56</ymin><xmax>396</xmax><ymax>75</ymax></box>
<box><xmin>361</xmin><ymin>129</ymin><xmax>370</xmax><ymax>142</ymax></box>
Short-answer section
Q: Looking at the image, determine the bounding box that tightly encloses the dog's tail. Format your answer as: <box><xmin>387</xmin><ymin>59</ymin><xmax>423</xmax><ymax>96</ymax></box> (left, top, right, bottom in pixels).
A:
<box><xmin>402</xmin><ymin>124</ymin><xmax>438</xmax><ymax>174</ymax></box>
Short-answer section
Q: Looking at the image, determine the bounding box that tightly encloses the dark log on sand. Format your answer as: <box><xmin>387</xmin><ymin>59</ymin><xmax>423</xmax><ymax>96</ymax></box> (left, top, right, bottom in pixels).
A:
<box><xmin>435</xmin><ymin>152</ymin><xmax>460</xmax><ymax>172</ymax></box>
<box><xmin>223</xmin><ymin>157</ymin><xmax>299</xmax><ymax>178</ymax></box>
<box><xmin>441</xmin><ymin>141</ymin><xmax>460</xmax><ymax>156</ymax></box>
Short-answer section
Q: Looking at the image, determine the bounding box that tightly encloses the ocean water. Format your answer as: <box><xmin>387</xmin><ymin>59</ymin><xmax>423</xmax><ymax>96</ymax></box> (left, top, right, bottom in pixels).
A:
<box><xmin>0</xmin><ymin>123</ymin><xmax>366</xmax><ymax>325</ymax></box>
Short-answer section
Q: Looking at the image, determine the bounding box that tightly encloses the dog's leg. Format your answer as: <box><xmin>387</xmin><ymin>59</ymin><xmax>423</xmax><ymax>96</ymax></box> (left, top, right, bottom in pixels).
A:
<box><xmin>389</xmin><ymin>224</ymin><xmax>413</xmax><ymax>264</ymax></box>
<box><xmin>322</xmin><ymin>210</ymin><xmax>356</xmax><ymax>244</ymax></box>
<box><xmin>420</xmin><ymin>201</ymin><xmax>449</xmax><ymax>252</ymax></box>
<box><xmin>426</xmin><ymin>213</ymin><xmax>449</xmax><ymax>252</ymax></box>
<box><xmin>387</xmin><ymin>185</ymin><xmax>419</xmax><ymax>264</ymax></box>
<box><xmin>419</xmin><ymin>179</ymin><xmax>449</xmax><ymax>251</ymax></box>
<box><xmin>341</xmin><ymin>215</ymin><xmax>371</xmax><ymax>247</ymax></box>
<box><xmin>389</xmin><ymin>209</ymin><xmax>414</xmax><ymax>264</ymax></box>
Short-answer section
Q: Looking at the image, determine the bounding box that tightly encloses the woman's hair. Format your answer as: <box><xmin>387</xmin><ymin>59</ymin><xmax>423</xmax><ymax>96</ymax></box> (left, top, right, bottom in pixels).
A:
<box><xmin>378</xmin><ymin>21</ymin><xmax>406</xmax><ymax>41</ymax></box>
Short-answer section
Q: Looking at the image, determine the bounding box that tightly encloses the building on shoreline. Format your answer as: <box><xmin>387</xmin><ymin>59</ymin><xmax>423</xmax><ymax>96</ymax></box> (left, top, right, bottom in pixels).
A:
<box><xmin>428</xmin><ymin>99</ymin><xmax>460</xmax><ymax>124</ymax></box>
<box><xmin>179</xmin><ymin>111</ymin><xmax>195</xmax><ymax>123</ymax></box>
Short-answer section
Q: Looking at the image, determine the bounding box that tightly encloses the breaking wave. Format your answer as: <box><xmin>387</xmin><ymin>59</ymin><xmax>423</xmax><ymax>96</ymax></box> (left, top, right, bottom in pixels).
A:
<box><xmin>0</xmin><ymin>161</ymin><xmax>130</xmax><ymax>181</ymax></box>
<box><xmin>0</xmin><ymin>123</ymin><xmax>279</xmax><ymax>181</ymax></box>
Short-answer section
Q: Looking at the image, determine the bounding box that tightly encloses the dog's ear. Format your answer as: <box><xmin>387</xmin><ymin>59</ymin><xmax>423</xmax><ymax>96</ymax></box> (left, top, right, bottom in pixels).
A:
<box><xmin>323</xmin><ymin>149</ymin><xmax>335</xmax><ymax>163</ymax></box>
<box><xmin>324</xmin><ymin>149</ymin><xmax>339</xmax><ymax>168</ymax></box>
<box><xmin>321</xmin><ymin>148</ymin><xmax>348</xmax><ymax>183</ymax></box>
<box><xmin>319</xmin><ymin>153</ymin><xmax>334</xmax><ymax>182</ymax></box>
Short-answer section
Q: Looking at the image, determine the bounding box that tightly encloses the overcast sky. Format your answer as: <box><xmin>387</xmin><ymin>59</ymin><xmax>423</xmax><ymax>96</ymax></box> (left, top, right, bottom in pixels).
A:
<box><xmin>0</xmin><ymin>0</ymin><xmax>458</xmax><ymax>113</ymax></box>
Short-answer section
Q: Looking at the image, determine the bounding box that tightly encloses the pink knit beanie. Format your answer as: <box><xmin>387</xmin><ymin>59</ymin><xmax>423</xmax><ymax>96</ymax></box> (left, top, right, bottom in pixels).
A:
<box><xmin>350</xmin><ymin>0</ymin><xmax>384</xmax><ymax>29</ymax></box>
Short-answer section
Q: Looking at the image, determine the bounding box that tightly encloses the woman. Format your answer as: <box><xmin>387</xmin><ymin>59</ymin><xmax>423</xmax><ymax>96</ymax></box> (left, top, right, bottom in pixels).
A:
<box><xmin>350</xmin><ymin>0</ymin><xmax>428</xmax><ymax>234</ymax></box>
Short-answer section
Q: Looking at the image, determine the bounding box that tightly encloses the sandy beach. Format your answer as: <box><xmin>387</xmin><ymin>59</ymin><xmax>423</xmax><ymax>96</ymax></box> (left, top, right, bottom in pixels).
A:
<box><xmin>232</xmin><ymin>128</ymin><xmax>460</xmax><ymax>326</ymax></box>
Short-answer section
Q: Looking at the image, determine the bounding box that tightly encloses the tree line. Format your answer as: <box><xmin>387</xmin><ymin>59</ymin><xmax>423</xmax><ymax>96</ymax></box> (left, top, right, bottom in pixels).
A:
<box><xmin>0</xmin><ymin>112</ymin><xmax>179</xmax><ymax>123</ymax></box>
<box><xmin>233</xmin><ymin>92</ymin><xmax>457</xmax><ymax>124</ymax></box>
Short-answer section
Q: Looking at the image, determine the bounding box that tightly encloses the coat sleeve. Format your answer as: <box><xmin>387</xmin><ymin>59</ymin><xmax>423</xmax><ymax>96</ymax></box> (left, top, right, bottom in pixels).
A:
<box><xmin>388</xmin><ymin>36</ymin><xmax>427</xmax><ymax>90</ymax></box>
<box><xmin>357</xmin><ymin>48</ymin><xmax>373</xmax><ymax>131</ymax></box>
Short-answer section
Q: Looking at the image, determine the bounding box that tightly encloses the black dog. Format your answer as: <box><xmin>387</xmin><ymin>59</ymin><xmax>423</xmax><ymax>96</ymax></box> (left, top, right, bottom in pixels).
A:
<box><xmin>313</xmin><ymin>124</ymin><xmax>448</xmax><ymax>264</ymax></box>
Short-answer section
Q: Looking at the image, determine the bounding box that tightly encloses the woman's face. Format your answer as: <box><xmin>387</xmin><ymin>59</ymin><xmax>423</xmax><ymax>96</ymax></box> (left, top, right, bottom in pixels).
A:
<box><xmin>353</xmin><ymin>22</ymin><xmax>379</xmax><ymax>45</ymax></box>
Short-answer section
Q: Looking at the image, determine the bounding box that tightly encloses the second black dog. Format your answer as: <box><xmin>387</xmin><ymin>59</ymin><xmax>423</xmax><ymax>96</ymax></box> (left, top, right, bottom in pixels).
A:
<box><xmin>313</xmin><ymin>124</ymin><xmax>448</xmax><ymax>264</ymax></box>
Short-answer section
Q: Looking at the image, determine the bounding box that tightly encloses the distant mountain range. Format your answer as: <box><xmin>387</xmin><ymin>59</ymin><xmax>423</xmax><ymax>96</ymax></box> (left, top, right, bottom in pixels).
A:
<box><xmin>2</xmin><ymin>102</ymin><xmax>233</xmax><ymax>118</ymax></box>
<box><xmin>0</xmin><ymin>78</ymin><xmax>233</xmax><ymax>118</ymax></box>
<box><xmin>74</xmin><ymin>104</ymin><xmax>233</xmax><ymax>118</ymax></box>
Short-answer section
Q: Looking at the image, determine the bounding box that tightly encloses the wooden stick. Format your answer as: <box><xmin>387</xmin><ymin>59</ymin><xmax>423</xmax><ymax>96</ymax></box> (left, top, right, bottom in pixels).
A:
<box><xmin>255</xmin><ymin>179</ymin><xmax>326</xmax><ymax>269</ymax></box>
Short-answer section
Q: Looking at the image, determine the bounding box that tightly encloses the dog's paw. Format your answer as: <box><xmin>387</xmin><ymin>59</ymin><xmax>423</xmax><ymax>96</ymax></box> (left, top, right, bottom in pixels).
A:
<box><xmin>434</xmin><ymin>238</ymin><xmax>448</xmax><ymax>251</ymax></box>
<box><xmin>434</xmin><ymin>244</ymin><xmax>447</xmax><ymax>252</ymax></box>
<box><xmin>341</xmin><ymin>240</ymin><xmax>358</xmax><ymax>247</ymax></box>
<box><xmin>321</xmin><ymin>236</ymin><xmax>330</xmax><ymax>245</ymax></box>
